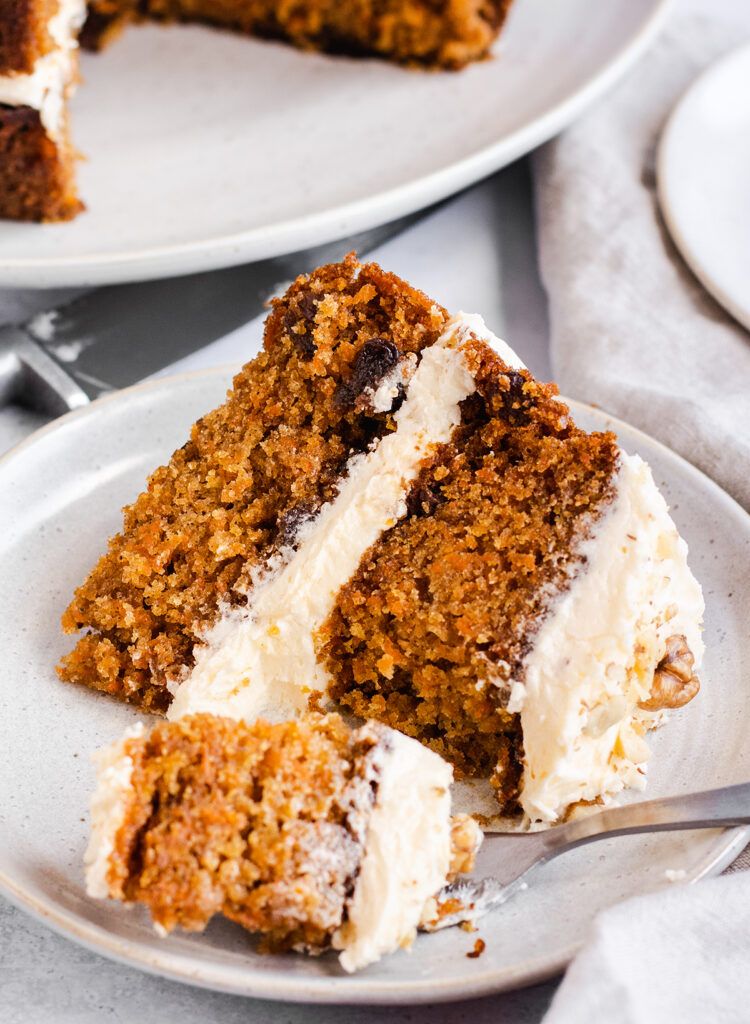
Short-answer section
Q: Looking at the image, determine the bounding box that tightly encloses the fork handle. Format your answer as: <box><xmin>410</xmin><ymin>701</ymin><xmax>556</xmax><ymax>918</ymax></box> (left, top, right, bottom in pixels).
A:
<box><xmin>552</xmin><ymin>781</ymin><xmax>750</xmax><ymax>854</ymax></box>
<box><xmin>0</xmin><ymin>324</ymin><xmax>89</xmax><ymax>416</ymax></box>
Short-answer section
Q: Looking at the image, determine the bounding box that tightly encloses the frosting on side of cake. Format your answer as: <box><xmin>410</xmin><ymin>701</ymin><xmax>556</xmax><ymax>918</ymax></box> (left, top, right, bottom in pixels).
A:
<box><xmin>334</xmin><ymin>728</ymin><xmax>454</xmax><ymax>973</ymax></box>
<box><xmin>167</xmin><ymin>317</ymin><xmax>487</xmax><ymax>724</ymax></box>
<box><xmin>85</xmin><ymin>723</ymin><xmax>144</xmax><ymax>899</ymax></box>
<box><xmin>0</xmin><ymin>0</ymin><xmax>86</xmax><ymax>138</ymax></box>
<box><xmin>509</xmin><ymin>452</ymin><xmax>704</xmax><ymax>824</ymax></box>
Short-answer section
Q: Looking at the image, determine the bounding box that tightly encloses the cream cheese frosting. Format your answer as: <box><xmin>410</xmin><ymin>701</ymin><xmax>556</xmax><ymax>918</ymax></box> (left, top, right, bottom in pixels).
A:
<box><xmin>0</xmin><ymin>0</ymin><xmax>86</xmax><ymax>138</ymax></box>
<box><xmin>334</xmin><ymin>727</ymin><xmax>454</xmax><ymax>972</ymax></box>
<box><xmin>167</xmin><ymin>316</ymin><xmax>479</xmax><ymax>724</ymax></box>
<box><xmin>509</xmin><ymin>452</ymin><xmax>704</xmax><ymax>823</ymax></box>
<box><xmin>85</xmin><ymin>723</ymin><xmax>144</xmax><ymax>899</ymax></box>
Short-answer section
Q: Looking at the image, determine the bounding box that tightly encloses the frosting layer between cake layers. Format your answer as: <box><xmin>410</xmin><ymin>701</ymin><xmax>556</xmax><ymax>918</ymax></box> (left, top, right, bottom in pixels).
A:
<box><xmin>167</xmin><ymin>314</ymin><xmax>493</xmax><ymax>724</ymax></box>
<box><xmin>85</xmin><ymin>723</ymin><xmax>145</xmax><ymax>900</ymax></box>
<box><xmin>510</xmin><ymin>452</ymin><xmax>704</xmax><ymax>823</ymax></box>
<box><xmin>0</xmin><ymin>0</ymin><xmax>86</xmax><ymax>137</ymax></box>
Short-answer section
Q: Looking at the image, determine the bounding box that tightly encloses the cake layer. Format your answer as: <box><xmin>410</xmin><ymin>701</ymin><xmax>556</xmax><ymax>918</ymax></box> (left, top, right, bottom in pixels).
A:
<box><xmin>87</xmin><ymin>713</ymin><xmax>368</xmax><ymax>950</ymax></box>
<box><xmin>83</xmin><ymin>0</ymin><xmax>514</xmax><ymax>69</ymax></box>
<box><xmin>60</xmin><ymin>258</ymin><xmax>448</xmax><ymax>709</ymax></box>
<box><xmin>0</xmin><ymin>104</ymin><xmax>81</xmax><ymax>219</ymax></box>
<box><xmin>85</xmin><ymin>712</ymin><xmax>477</xmax><ymax>969</ymax></box>
<box><xmin>0</xmin><ymin>0</ymin><xmax>58</xmax><ymax>74</ymax></box>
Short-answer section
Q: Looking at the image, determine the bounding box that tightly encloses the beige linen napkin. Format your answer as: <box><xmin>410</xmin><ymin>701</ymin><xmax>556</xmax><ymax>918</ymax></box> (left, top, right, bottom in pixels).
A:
<box><xmin>533</xmin><ymin>9</ymin><xmax>750</xmax><ymax>511</ymax></box>
<box><xmin>542</xmin><ymin>872</ymin><xmax>750</xmax><ymax>1024</ymax></box>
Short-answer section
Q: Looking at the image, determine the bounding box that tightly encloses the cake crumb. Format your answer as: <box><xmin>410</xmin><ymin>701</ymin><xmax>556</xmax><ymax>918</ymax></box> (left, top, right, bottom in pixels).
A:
<box><xmin>467</xmin><ymin>938</ymin><xmax>486</xmax><ymax>959</ymax></box>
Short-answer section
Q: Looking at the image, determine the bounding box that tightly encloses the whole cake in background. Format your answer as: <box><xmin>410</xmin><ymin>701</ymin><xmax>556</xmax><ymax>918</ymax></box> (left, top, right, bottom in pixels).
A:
<box><xmin>0</xmin><ymin>0</ymin><xmax>515</xmax><ymax>221</ymax></box>
<box><xmin>60</xmin><ymin>255</ymin><xmax>704</xmax><ymax>827</ymax></box>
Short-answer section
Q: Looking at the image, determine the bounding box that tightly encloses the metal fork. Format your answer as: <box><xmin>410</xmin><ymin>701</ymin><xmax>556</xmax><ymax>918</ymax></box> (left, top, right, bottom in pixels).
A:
<box><xmin>424</xmin><ymin>781</ymin><xmax>750</xmax><ymax>931</ymax></box>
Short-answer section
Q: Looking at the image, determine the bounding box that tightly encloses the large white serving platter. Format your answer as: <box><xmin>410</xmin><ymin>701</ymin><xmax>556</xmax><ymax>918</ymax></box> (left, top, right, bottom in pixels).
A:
<box><xmin>0</xmin><ymin>366</ymin><xmax>748</xmax><ymax>1004</ymax></box>
<box><xmin>0</xmin><ymin>0</ymin><xmax>670</xmax><ymax>287</ymax></box>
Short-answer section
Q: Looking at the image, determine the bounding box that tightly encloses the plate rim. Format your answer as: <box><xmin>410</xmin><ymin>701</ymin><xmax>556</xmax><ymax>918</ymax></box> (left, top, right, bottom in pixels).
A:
<box><xmin>657</xmin><ymin>39</ymin><xmax>750</xmax><ymax>334</ymax></box>
<box><xmin>0</xmin><ymin>365</ymin><xmax>748</xmax><ymax>1005</ymax></box>
<box><xmin>1</xmin><ymin>0</ymin><xmax>672</xmax><ymax>289</ymax></box>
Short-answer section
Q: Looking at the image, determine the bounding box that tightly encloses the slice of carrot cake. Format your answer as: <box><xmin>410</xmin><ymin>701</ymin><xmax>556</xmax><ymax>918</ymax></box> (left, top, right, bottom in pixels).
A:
<box><xmin>85</xmin><ymin>711</ymin><xmax>481</xmax><ymax>972</ymax></box>
<box><xmin>60</xmin><ymin>255</ymin><xmax>704</xmax><ymax>824</ymax></box>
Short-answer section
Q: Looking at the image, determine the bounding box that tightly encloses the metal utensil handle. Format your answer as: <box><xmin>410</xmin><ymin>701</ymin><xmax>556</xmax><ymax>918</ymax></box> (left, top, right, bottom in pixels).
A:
<box><xmin>0</xmin><ymin>324</ymin><xmax>89</xmax><ymax>417</ymax></box>
<box><xmin>552</xmin><ymin>781</ymin><xmax>750</xmax><ymax>854</ymax></box>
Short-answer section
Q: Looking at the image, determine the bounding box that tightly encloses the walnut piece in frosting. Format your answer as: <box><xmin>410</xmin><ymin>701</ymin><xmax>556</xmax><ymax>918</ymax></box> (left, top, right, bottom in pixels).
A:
<box><xmin>639</xmin><ymin>634</ymin><xmax>700</xmax><ymax>711</ymax></box>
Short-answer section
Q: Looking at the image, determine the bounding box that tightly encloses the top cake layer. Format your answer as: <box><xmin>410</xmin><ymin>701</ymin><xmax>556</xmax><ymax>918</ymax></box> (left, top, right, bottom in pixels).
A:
<box><xmin>60</xmin><ymin>256</ymin><xmax>703</xmax><ymax>823</ymax></box>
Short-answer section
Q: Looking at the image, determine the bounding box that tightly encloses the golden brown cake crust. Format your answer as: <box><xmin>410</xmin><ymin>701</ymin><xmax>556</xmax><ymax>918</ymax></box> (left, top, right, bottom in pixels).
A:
<box><xmin>107</xmin><ymin>713</ymin><xmax>373</xmax><ymax>950</ymax></box>
<box><xmin>83</xmin><ymin>0</ymin><xmax>514</xmax><ymax>69</ymax></box>
<box><xmin>59</xmin><ymin>256</ymin><xmax>447</xmax><ymax>709</ymax></box>
<box><xmin>0</xmin><ymin>104</ymin><xmax>82</xmax><ymax>221</ymax></box>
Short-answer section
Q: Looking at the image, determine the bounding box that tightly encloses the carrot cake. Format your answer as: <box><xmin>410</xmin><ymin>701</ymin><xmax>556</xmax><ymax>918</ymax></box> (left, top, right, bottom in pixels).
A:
<box><xmin>85</xmin><ymin>711</ymin><xmax>482</xmax><ymax>971</ymax></box>
<box><xmin>60</xmin><ymin>256</ymin><xmax>704</xmax><ymax>824</ymax></box>
<box><xmin>0</xmin><ymin>0</ymin><xmax>514</xmax><ymax>221</ymax></box>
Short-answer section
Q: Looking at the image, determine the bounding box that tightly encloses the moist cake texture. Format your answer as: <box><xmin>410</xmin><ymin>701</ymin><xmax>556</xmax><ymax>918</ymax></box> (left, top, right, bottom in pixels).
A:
<box><xmin>61</xmin><ymin>256</ymin><xmax>704</xmax><ymax>824</ymax></box>
<box><xmin>86</xmin><ymin>712</ymin><xmax>480</xmax><ymax>970</ymax></box>
<box><xmin>0</xmin><ymin>0</ymin><xmax>514</xmax><ymax>221</ymax></box>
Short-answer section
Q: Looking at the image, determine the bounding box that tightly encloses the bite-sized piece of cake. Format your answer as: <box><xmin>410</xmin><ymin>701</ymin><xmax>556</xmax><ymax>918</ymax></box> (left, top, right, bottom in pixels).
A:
<box><xmin>82</xmin><ymin>0</ymin><xmax>514</xmax><ymax>70</ymax></box>
<box><xmin>85</xmin><ymin>712</ymin><xmax>481</xmax><ymax>972</ymax></box>
<box><xmin>0</xmin><ymin>0</ymin><xmax>86</xmax><ymax>220</ymax></box>
<box><xmin>61</xmin><ymin>256</ymin><xmax>704</xmax><ymax>824</ymax></box>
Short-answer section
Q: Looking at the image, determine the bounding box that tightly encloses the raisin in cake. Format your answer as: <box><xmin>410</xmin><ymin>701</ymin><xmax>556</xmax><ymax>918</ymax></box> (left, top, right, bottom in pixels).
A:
<box><xmin>60</xmin><ymin>255</ymin><xmax>704</xmax><ymax>824</ymax></box>
<box><xmin>85</xmin><ymin>711</ymin><xmax>481</xmax><ymax>972</ymax></box>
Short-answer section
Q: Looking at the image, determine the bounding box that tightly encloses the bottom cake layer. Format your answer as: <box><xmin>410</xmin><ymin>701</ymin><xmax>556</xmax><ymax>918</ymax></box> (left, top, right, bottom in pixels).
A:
<box><xmin>0</xmin><ymin>104</ymin><xmax>81</xmax><ymax>221</ymax></box>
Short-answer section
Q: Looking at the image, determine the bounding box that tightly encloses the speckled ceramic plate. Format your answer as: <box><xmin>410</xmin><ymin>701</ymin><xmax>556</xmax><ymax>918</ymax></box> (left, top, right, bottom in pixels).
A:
<box><xmin>0</xmin><ymin>0</ymin><xmax>670</xmax><ymax>287</ymax></box>
<box><xmin>0</xmin><ymin>367</ymin><xmax>748</xmax><ymax>1005</ymax></box>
